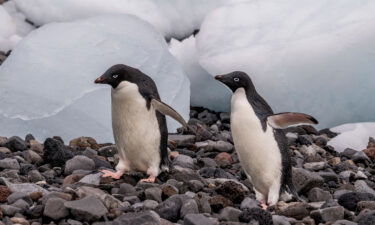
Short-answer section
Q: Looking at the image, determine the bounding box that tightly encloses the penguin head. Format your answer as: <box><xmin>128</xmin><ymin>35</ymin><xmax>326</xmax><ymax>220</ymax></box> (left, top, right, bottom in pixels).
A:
<box><xmin>215</xmin><ymin>71</ymin><xmax>255</xmax><ymax>92</ymax></box>
<box><xmin>94</xmin><ymin>64</ymin><xmax>147</xmax><ymax>89</ymax></box>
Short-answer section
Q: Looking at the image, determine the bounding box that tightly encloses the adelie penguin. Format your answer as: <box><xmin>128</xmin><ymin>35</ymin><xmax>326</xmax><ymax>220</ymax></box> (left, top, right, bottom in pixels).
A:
<box><xmin>215</xmin><ymin>71</ymin><xmax>318</xmax><ymax>209</ymax></box>
<box><xmin>95</xmin><ymin>64</ymin><xmax>188</xmax><ymax>183</ymax></box>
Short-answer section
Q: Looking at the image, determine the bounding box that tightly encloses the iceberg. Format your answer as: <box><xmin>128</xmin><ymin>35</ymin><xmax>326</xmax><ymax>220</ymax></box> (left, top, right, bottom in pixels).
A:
<box><xmin>328</xmin><ymin>123</ymin><xmax>375</xmax><ymax>152</ymax></box>
<box><xmin>169</xmin><ymin>36</ymin><xmax>231</xmax><ymax>112</ymax></box>
<box><xmin>13</xmin><ymin>0</ymin><xmax>243</xmax><ymax>40</ymax></box>
<box><xmin>0</xmin><ymin>15</ymin><xmax>190</xmax><ymax>142</ymax></box>
<box><xmin>0</xmin><ymin>5</ymin><xmax>18</xmax><ymax>52</ymax></box>
<box><xmin>196</xmin><ymin>0</ymin><xmax>375</xmax><ymax>129</ymax></box>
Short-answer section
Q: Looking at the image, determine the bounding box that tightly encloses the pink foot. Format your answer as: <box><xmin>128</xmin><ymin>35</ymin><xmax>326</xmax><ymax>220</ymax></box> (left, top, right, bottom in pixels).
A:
<box><xmin>169</xmin><ymin>151</ymin><xmax>179</xmax><ymax>160</ymax></box>
<box><xmin>259</xmin><ymin>200</ymin><xmax>268</xmax><ymax>210</ymax></box>
<box><xmin>100</xmin><ymin>169</ymin><xmax>123</xmax><ymax>179</ymax></box>
<box><xmin>139</xmin><ymin>175</ymin><xmax>156</xmax><ymax>183</ymax></box>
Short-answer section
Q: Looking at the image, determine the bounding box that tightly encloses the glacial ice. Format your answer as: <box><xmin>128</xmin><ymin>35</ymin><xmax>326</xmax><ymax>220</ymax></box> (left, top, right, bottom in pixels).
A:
<box><xmin>13</xmin><ymin>0</ymin><xmax>243</xmax><ymax>40</ymax></box>
<box><xmin>169</xmin><ymin>36</ymin><xmax>231</xmax><ymax>112</ymax></box>
<box><xmin>328</xmin><ymin>123</ymin><xmax>375</xmax><ymax>152</ymax></box>
<box><xmin>196</xmin><ymin>0</ymin><xmax>375</xmax><ymax>129</ymax></box>
<box><xmin>0</xmin><ymin>15</ymin><xmax>190</xmax><ymax>142</ymax></box>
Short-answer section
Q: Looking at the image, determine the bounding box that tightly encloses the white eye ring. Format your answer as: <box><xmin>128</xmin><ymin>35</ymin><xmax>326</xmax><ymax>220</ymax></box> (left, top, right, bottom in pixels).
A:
<box><xmin>112</xmin><ymin>74</ymin><xmax>119</xmax><ymax>79</ymax></box>
<box><xmin>234</xmin><ymin>77</ymin><xmax>240</xmax><ymax>82</ymax></box>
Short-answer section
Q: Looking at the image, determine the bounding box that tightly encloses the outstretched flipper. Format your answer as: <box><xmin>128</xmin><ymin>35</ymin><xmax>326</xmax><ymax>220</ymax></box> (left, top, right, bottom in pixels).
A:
<box><xmin>267</xmin><ymin>112</ymin><xmax>318</xmax><ymax>129</ymax></box>
<box><xmin>151</xmin><ymin>98</ymin><xmax>188</xmax><ymax>128</ymax></box>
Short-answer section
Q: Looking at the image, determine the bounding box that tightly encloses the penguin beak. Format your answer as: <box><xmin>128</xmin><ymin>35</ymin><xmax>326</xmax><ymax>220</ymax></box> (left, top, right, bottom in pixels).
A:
<box><xmin>215</xmin><ymin>75</ymin><xmax>224</xmax><ymax>81</ymax></box>
<box><xmin>94</xmin><ymin>76</ymin><xmax>105</xmax><ymax>84</ymax></box>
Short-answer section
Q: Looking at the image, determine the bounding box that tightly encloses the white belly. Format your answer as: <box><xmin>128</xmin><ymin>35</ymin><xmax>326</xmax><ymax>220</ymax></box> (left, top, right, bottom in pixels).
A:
<box><xmin>111</xmin><ymin>82</ymin><xmax>161</xmax><ymax>172</ymax></box>
<box><xmin>231</xmin><ymin>88</ymin><xmax>281</xmax><ymax>195</ymax></box>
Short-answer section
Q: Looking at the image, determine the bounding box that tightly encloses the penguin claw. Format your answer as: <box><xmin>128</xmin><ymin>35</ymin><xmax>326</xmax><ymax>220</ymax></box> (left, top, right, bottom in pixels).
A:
<box><xmin>139</xmin><ymin>176</ymin><xmax>156</xmax><ymax>183</ymax></box>
<box><xmin>261</xmin><ymin>203</ymin><xmax>268</xmax><ymax>210</ymax></box>
<box><xmin>100</xmin><ymin>169</ymin><xmax>123</xmax><ymax>179</ymax></box>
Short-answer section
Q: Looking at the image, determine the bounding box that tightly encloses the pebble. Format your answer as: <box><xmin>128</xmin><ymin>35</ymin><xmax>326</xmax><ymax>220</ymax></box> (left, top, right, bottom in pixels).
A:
<box><xmin>43</xmin><ymin>197</ymin><xmax>69</xmax><ymax>220</ymax></box>
<box><xmin>219</xmin><ymin>206</ymin><xmax>242</xmax><ymax>222</ymax></box>
<box><xmin>183</xmin><ymin>213</ymin><xmax>217</xmax><ymax>225</ymax></box>
<box><xmin>354</xmin><ymin>180</ymin><xmax>375</xmax><ymax>195</ymax></box>
<box><xmin>239</xmin><ymin>207</ymin><xmax>273</xmax><ymax>224</ymax></box>
<box><xmin>0</xmin><ymin>185</ymin><xmax>11</xmax><ymax>203</ymax></box>
<box><xmin>113</xmin><ymin>210</ymin><xmax>161</xmax><ymax>225</ymax></box>
<box><xmin>180</xmin><ymin>199</ymin><xmax>199</xmax><ymax>218</ymax></box>
<box><xmin>64</xmin><ymin>196</ymin><xmax>108</xmax><ymax>221</ymax></box>
<box><xmin>308</xmin><ymin>187</ymin><xmax>332</xmax><ymax>202</ymax></box>
<box><xmin>292</xmin><ymin>167</ymin><xmax>324</xmax><ymax>194</ymax></box>
<box><xmin>64</xmin><ymin>155</ymin><xmax>95</xmax><ymax>175</ymax></box>
<box><xmin>4</xmin><ymin>136</ymin><xmax>27</xmax><ymax>152</ymax></box>
<box><xmin>43</xmin><ymin>138</ymin><xmax>74</xmax><ymax>167</ymax></box>
<box><xmin>310</xmin><ymin>206</ymin><xmax>345</xmax><ymax>222</ymax></box>
<box><xmin>338</xmin><ymin>192</ymin><xmax>375</xmax><ymax>211</ymax></box>
<box><xmin>145</xmin><ymin>187</ymin><xmax>163</xmax><ymax>203</ymax></box>
<box><xmin>0</xmin><ymin>158</ymin><xmax>20</xmax><ymax>170</ymax></box>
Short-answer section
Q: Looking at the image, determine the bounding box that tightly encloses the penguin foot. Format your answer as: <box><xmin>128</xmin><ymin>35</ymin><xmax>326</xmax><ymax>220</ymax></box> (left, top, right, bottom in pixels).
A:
<box><xmin>100</xmin><ymin>170</ymin><xmax>123</xmax><ymax>179</ymax></box>
<box><xmin>139</xmin><ymin>175</ymin><xmax>156</xmax><ymax>183</ymax></box>
<box><xmin>259</xmin><ymin>200</ymin><xmax>268</xmax><ymax>210</ymax></box>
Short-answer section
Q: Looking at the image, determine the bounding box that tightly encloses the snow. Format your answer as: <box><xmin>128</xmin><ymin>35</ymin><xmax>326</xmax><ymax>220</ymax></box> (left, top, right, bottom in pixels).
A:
<box><xmin>0</xmin><ymin>14</ymin><xmax>190</xmax><ymax>142</ymax></box>
<box><xmin>169</xmin><ymin>36</ymin><xmax>231</xmax><ymax>112</ymax></box>
<box><xmin>13</xmin><ymin>0</ymin><xmax>243</xmax><ymax>40</ymax></box>
<box><xmin>328</xmin><ymin>123</ymin><xmax>375</xmax><ymax>152</ymax></box>
<box><xmin>0</xmin><ymin>2</ymin><xmax>35</xmax><ymax>52</ymax></box>
<box><xmin>196</xmin><ymin>0</ymin><xmax>375</xmax><ymax>129</ymax></box>
<box><xmin>0</xmin><ymin>5</ymin><xmax>18</xmax><ymax>52</ymax></box>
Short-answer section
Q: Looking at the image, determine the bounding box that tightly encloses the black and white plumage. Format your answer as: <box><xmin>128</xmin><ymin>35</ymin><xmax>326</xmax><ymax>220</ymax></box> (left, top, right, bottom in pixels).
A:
<box><xmin>215</xmin><ymin>71</ymin><xmax>318</xmax><ymax>208</ymax></box>
<box><xmin>94</xmin><ymin>64</ymin><xmax>187</xmax><ymax>182</ymax></box>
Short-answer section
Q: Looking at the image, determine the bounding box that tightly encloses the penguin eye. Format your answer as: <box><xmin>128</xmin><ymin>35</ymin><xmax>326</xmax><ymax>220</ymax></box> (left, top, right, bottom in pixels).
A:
<box><xmin>112</xmin><ymin>74</ymin><xmax>119</xmax><ymax>79</ymax></box>
<box><xmin>234</xmin><ymin>77</ymin><xmax>240</xmax><ymax>82</ymax></box>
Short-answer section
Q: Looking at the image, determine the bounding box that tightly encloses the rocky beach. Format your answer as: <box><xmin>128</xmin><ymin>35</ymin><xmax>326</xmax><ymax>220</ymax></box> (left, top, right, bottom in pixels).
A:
<box><xmin>0</xmin><ymin>108</ymin><xmax>374</xmax><ymax>225</ymax></box>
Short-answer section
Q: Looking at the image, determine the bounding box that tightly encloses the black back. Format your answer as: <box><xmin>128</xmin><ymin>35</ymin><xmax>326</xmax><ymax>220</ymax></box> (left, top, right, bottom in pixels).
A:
<box><xmin>216</xmin><ymin>71</ymin><xmax>296</xmax><ymax>196</ymax></box>
<box><xmin>98</xmin><ymin>64</ymin><xmax>169</xmax><ymax>168</ymax></box>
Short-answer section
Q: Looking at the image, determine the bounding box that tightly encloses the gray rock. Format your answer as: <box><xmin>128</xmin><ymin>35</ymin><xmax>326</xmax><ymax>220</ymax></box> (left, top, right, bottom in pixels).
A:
<box><xmin>188</xmin><ymin>180</ymin><xmax>204</xmax><ymax>192</ymax></box>
<box><xmin>145</xmin><ymin>187</ymin><xmax>163</xmax><ymax>203</ymax></box>
<box><xmin>356</xmin><ymin>210</ymin><xmax>375</xmax><ymax>225</ymax></box>
<box><xmin>355</xmin><ymin>180</ymin><xmax>375</xmax><ymax>195</ymax></box>
<box><xmin>180</xmin><ymin>199</ymin><xmax>199</xmax><ymax>218</ymax></box>
<box><xmin>335</xmin><ymin>189</ymin><xmax>352</xmax><ymax>199</ymax></box>
<box><xmin>303</xmin><ymin>162</ymin><xmax>326</xmax><ymax>171</ymax></box>
<box><xmin>43</xmin><ymin>197</ymin><xmax>69</xmax><ymax>220</ymax></box>
<box><xmin>169</xmin><ymin>135</ymin><xmax>196</xmax><ymax>147</ymax></box>
<box><xmin>118</xmin><ymin>183</ymin><xmax>137</xmax><ymax>196</ymax></box>
<box><xmin>0</xmin><ymin>205</ymin><xmax>21</xmax><ymax>216</ymax></box>
<box><xmin>143</xmin><ymin>200</ymin><xmax>159</xmax><ymax>210</ymax></box>
<box><xmin>272</xmin><ymin>215</ymin><xmax>291</xmax><ymax>225</ymax></box>
<box><xmin>11</xmin><ymin>198</ymin><xmax>30</xmax><ymax>210</ymax></box>
<box><xmin>1</xmin><ymin>178</ymin><xmax>49</xmax><ymax>195</ymax></box>
<box><xmin>184</xmin><ymin>213</ymin><xmax>218</xmax><ymax>225</ymax></box>
<box><xmin>195</xmin><ymin>140</ymin><xmax>233</xmax><ymax>152</ymax></box>
<box><xmin>332</xmin><ymin>220</ymin><xmax>358</xmax><ymax>225</ymax></box>
<box><xmin>338</xmin><ymin>192</ymin><xmax>375</xmax><ymax>211</ymax></box>
<box><xmin>155</xmin><ymin>195</ymin><xmax>187</xmax><ymax>222</ymax></box>
<box><xmin>308</xmin><ymin>187</ymin><xmax>332</xmax><ymax>202</ymax></box>
<box><xmin>6</xmin><ymin>192</ymin><xmax>29</xmax><ymax>204</ymax></box>
<box><xmin>78</xmin><ymin>172</ymin><xmax>102</xmax><ymax>185</ymax></box>
<box><xmin>67</xmin><ymin>219</ymin><xmax>83</xmax><ymax>225</ymax></box>
<box><xmin>173</xmin><ymin>155</ymin><xmax>195</xmax><ymax>169</ymax></box>
<box><xmin>0</xmin><ymin>158</ymin><xmax>20</xmax><ymax>170</ymax></box>
<box><xmin>311</xmin><ymin>206</ymin><xmax>345</xmax><ymax>222</ymax></box>
<box><xmin>4</xmin><ymin>136</ymin><xmax>27</xmax><ymax>152</ymax></box>
<box><xmin>123</xmin><ymin>196</ymin><xmax>140</xmax><ymax>204</ymax></box>
<box><xmin>76</xmin><ymin>186</ymin><xmax>124</xmax><ymax>210</ymax></box>
<box><xmin>219</xmin><ymin>207</ymin><xmax>242</xmax><ymax>222</ymax></box>
<box><xmin>23</xmin><ymin>150</ymin><xmax>43</xmax><ymax>165</ymax></box>
<box><xmin>64</xmin><ymin>196</ymin><xmax>108</xmax><ymax>221</ymax></box>
<box><xmin>240</xmin><ymin>197</ymin><xmax>259</xmax><ymax>210</ymax></box>
<box><xmin>64</xmin><ymin>155</ymin><xmax>95</xmax><ymax>175</ymax></box>
<box><xmin>194</xmin><ymin>192</ymin><xmax>212</xmax><ymax>214</ymax></box>
<box><xmin>352</xmin><ymin>151</ymin><xmax>371</xmax><ymax>163</ymax></box>
<box><xmin>197</xmin><ymin>157</ymin><xmax>217</xmax><ymax>168</ymax></box>
<box><xmin>28</xmin><ymin>170</ymin><xmax>45</xmax><ymax>183</ymax></box>
<box><xmin>198</xmin><ymin>110</ymin><xmax>218</xmax><ymax>125</ymax></box>
<box><xmin>292</xmin><ymin>167</ymin><xmax>324</xmax><ymax>194</ymax></box>
<box><xmin>113</xmin><ymin>210</ymin><xmax>161</xmax><ymax>225</ymax></box>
